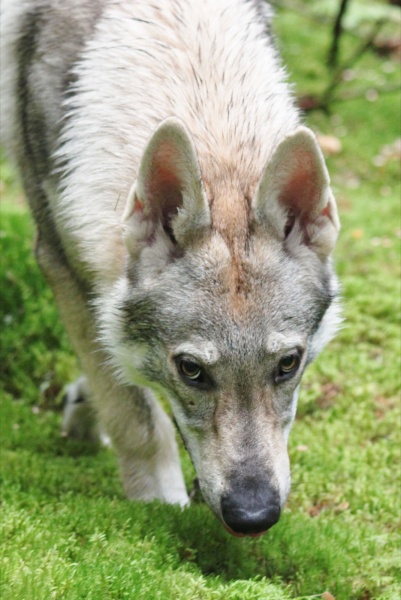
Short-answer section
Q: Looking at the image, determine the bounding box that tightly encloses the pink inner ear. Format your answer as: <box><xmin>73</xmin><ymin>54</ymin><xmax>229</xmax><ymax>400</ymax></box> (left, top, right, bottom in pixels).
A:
<box><xmin>279</xmin><ymin>150</ymin><xmax>322</xmax><ymax>218</ymax></box>
<box><xmin>140</xmin><ymin>141</ymin><xmax>185</xmax><ymax>243</ymax></box>
<box><xmin>152</xmin><ymin>164</ymin><xmax>181</xmax><ymax>198</ymax></box>
<box><xmin>147</xmin><ymin>142</ymin><xmax>182</xmax><ymax>197</ymax></box>
<box><xmin>133</xmin><ymin>195</ymin><xmax>144</xmax><ymax>213</ymax></box>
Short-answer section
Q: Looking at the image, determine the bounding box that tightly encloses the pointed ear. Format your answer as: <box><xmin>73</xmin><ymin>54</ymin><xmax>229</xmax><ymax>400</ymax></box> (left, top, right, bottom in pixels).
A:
<box><xmin>122</xmin><ymin>117</ymin><xmax>210</xmax><ymax>256</ymax></box>
<box><xmin>253</xmin><ymin>126</ymin><xmax>340</xmax><ymax>258</ymax></box>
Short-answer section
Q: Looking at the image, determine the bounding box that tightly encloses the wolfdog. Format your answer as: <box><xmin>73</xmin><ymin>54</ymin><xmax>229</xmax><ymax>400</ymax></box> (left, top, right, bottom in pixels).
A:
<box><xmin>1</xmin><ymin>0</ymin><xmax>340</xmax><ymax>536</ymax></box>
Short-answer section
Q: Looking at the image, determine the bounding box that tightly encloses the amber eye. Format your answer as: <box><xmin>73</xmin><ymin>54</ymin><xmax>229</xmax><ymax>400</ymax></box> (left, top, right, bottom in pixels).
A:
<box><xmin>276</xmin><ymin>353</ymin><xmax>301</xmax><ymax>382</ymax></box>
<box><xmin>179</xmin><ymin>359</ymin><xmax>203</xmax><ymax>381</ymax></box>
<box><xmin>280</xmin><ymin>355</ymin><xmax>298</xmax><ymax>372</ymax></box>
<box><xmin>175</xmin><ymin>356</ymin><xmax>214</xmax><ymax>390</ymax></box>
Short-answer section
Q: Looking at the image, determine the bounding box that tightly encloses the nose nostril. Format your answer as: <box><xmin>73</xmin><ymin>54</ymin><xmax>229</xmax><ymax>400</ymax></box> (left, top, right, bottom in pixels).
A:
<box><xmin>221</xmin><ymin>497</ymin><xmax>281</xmax><ymax>535</ymax></box>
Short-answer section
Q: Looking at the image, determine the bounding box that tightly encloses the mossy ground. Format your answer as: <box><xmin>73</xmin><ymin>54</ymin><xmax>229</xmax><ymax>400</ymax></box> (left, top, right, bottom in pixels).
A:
<box><xmin>1</xmin><ymin>2</ymin><xmax>400</xmax><ymax>598</ymax></box>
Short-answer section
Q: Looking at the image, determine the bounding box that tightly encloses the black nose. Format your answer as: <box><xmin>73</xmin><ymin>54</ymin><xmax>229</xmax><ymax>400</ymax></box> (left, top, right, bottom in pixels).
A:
<box><xmin>221</xmin><ymin>482</ymin><xmax>281</xmax><ymax>535</ymax></box>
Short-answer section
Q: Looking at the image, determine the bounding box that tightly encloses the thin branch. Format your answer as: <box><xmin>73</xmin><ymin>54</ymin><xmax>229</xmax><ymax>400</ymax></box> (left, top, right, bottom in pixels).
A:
<box><xmin>300</xmin><ymin>84</ymin><xmax>400</xmax><ymax>112</ymax></box>
<box><xmin>269</xmin><ymin>0</ymin><xmax>381</xmax><ymax>43</ymax></box>
<box><xmin>320</xmin><ymin>18</ymin><xmax>386</xmax><ymax>109</ymax></box>
<box><xmin>327</xmin><ymin>0</ymin><xmax>351</xmax><ymax>69</ymax></box>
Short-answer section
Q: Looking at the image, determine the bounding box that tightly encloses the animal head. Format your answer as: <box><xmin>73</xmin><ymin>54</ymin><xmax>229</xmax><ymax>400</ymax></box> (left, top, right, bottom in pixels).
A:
<box><xmin>101</xmin><ymin>118</ymin><xmax>340</xmax><ymax>536</ymax></box>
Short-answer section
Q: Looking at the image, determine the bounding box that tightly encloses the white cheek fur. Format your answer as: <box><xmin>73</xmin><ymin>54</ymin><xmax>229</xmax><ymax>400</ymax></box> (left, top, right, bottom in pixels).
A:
<box><xmin>310</xmin><ymin>296</ymin><xmax>342</xmax><ymax>360</ymax></box>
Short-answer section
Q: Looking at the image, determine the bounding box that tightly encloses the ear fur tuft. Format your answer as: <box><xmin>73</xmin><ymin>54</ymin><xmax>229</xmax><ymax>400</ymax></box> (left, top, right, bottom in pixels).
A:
<box><xmin>122</xmin><ymin>117</ymin><xmax>210</xmax><ymax>256</ymax></box>
<box><xmin>253</xmin><ymin>126</ymin><xmax>340</xmax><ymax>258</ymax></box>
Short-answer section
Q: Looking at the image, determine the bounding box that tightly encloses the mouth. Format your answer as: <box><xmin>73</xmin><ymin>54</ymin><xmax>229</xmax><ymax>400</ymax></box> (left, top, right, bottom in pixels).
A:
<box><xmin>223</xmin><ymin>523</ymin><xmax>267</xmax><ymax>539</ymax></box>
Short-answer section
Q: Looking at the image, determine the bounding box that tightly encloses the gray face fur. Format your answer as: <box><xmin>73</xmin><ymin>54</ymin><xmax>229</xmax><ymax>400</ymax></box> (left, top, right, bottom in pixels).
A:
<box><xmin>98</xmin><ymin>117</ymin><xmax>340</xmax><ymax>531</ymax></box>
<box><xmin>102</xmin><ymin>209</ymin><xmax>339</xmax><ymax>523</ymax></box>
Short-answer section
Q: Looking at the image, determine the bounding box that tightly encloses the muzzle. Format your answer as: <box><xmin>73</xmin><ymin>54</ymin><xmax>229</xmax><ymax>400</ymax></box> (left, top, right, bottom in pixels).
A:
<box><xmin>221</xmin><ymin>477</ymin><xmax>281</xmax><ymax>536</ymax></box>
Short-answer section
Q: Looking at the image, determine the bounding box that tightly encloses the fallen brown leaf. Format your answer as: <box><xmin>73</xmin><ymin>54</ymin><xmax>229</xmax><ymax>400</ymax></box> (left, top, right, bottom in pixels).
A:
<box><xmin>317</xmin><ymin>382</ymin><xmax>342</xmax><ymax>409</ymax></box>
<box><xmin>322</xmin><ymin>592</ymin><xmax>336</xmax><ymax>600</ymax></box>
<box><xmin>317</xmin><ymin>134</ymin><xmax>342</xmax><ymax>157</ymax></box>
<box><xmin>335</xmin><ymin>501</ymin><xmax>350</xmax><ymax>513</ymax></box>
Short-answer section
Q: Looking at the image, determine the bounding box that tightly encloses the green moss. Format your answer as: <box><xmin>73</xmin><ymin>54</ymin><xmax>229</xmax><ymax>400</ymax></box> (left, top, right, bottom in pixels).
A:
<box><xmin>1</xmin><ymin>2</ymin><xmax>399</xmax><ymax>598</ymax></box>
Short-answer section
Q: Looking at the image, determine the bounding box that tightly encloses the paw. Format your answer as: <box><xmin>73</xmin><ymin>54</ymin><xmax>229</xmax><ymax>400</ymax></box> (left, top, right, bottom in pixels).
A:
<box><xmin>61</xmin><ymin>376</ymin><xmax>98</xmax><ymax>442</ymax></box>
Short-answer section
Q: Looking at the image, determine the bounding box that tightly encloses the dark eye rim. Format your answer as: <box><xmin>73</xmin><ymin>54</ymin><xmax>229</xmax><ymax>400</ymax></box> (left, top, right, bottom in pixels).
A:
<box><xmin>180</xmin><ymin>359</ymin><xmax>202</xmax><ymax>380</ymax></box>
<box><xmin>174</xmin><ymin>355</ymin><xmax>214</xmax><ymax>390</ymax></box>
<box><xmin>275</xmin><ymin>352</ymin><xmax>302</xmax><ymax>383</ymax></box>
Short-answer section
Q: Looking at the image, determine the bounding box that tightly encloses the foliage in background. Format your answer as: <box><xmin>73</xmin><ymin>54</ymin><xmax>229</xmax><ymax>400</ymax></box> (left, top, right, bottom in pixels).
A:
<box><xmin>1</xmin><ymin>1</ymin><xmax>400</xmax><ymax>598</ymax></box>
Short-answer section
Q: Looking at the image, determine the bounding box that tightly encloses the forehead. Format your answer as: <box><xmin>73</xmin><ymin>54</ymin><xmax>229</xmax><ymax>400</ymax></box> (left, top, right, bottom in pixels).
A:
<box><xmin>152</xmin><ymin>231</ymin><xmax>330</xmax><ymax>350</ymax></box>
<box><xmin>169</xmin><ymin>255</ymin><xmax>321</xmax><ymax>326</ymax></box>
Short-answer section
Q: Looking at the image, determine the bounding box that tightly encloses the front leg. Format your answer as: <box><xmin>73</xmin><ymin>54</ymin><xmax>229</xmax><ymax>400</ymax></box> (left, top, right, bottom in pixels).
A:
<box><xmin>109</xmin><ymin>386</ymin><xmax>189</xmax><ymax>505</ymax></box>
<box><xmin>37</xmin><ymin>240</ymin><xmax>189</xmax><ymax>506</ymax></box>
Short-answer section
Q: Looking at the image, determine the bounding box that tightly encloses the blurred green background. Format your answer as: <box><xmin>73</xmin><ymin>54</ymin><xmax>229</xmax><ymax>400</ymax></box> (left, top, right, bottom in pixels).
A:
<box><xmin>1</xmin><ymin>1</ymin><xmax>400</xmax><ymax>598</ymax></box>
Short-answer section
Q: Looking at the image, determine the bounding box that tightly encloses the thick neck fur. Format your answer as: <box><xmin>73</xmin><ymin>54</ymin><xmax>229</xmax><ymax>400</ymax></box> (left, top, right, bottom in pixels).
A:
<box><xmin>53</xmin><ymin>0</ymin><xmax>300</xmax><ymax>282</ymax></box>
